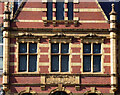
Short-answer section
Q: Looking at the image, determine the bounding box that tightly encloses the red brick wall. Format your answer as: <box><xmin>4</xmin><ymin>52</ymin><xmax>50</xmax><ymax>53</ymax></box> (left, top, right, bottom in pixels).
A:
<box><xmin>9</xmin><ymin>66</ymin><xmax>17</xmax><ymax>73</ymax></box>
<box><xmin>0</xmin><ymin>2</ymin><xmax>4</xmax><ymax>24</ymax></box>
<box><xmin>104</xmin><ymin>55</ymin><xmax>110</xmax><ymax>63</ymax></box>
<box><xmin>10</xmin><ymin>76</ymin><xmax>41</xmax><ymax>84</ymax></box>
<box><xmin>9</xmin><ymin>55</ymin><xmax>17</xmax><ymax>62</ymax></box>
<box><xmin>71</xmin><ymin>47</ymin><xmax>81</xmax><ymax>53</ymax></box>
<box><xmin>39</xmin><ymin>55</ymin><xmax>49</xmax><ymax>62</ymax></box>
<box><xmin>104</xmin><ymin>48</ymin><xmax>110</xmax><ymax>53</ymax></box>
<box><xmin>39</xmin><ymin>47</ymin><xmax>49</xmax><ymax>53</ymax></box>
<box><xmin>39</xmin><ymin>66</ymin><xmax>49</xmax><ymax>73</ymax></box>
<box><xmin>10</xmin><ymin>38</ymin><xmax>16</xmax><ymax>44</ymax></box>
<box><xmin>81</xmin><ymin>76</ymin><xmax>110</xmax><ymax>84</ymax></box>
<box><xmin>71</xmin><ymin>66</ymin><xmax>81</xmax><ymax>73</ymax></box>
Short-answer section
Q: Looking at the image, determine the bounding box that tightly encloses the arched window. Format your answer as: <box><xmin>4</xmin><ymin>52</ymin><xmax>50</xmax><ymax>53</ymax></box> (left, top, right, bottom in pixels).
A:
<box><xmin>51</xmin><ymin>91</ymin><xmax>68</xmax><ymax>95</ymax></box>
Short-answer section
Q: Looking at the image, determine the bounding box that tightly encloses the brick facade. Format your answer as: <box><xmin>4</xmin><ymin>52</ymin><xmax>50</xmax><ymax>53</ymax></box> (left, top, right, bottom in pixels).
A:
<box><xmin>1</xmin><ymin>1</ymin><xmax>120</xmax><ymax>95</ymax></box>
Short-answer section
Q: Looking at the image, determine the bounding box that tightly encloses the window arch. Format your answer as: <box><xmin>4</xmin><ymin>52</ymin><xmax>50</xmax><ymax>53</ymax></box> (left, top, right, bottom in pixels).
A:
<box><xmin>51</xmin><ymin>91</ymin><xmax>68</xmax><ymax>95</ymax></box>
<box><xmin>87</xmin><ymin>93</ymin><xmax>98</xmax><ymax>95</ymax></box>
<box><xmin>22</xmin><ymin>93</ymin><xmax>32</xmax><ymax>95</ymax></box>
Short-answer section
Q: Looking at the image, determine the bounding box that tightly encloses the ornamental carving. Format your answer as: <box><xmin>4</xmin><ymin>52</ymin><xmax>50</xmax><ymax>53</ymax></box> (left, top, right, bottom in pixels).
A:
<box><xmin>46</xmin><ymin>75</ymin><xmax>79</xmax><ymax>84</ymax></box>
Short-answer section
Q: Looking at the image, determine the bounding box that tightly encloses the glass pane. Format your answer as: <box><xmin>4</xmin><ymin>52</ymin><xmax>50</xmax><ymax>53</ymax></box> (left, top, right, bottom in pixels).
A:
<box><xmin>83</xmin><ymin>44</ymin><xmax>91</xmax><ymax>53</ymax></box>
<box><xmin>29</xmin><ymin>43</ymin><xmax>37</xmax><ymax>53</ymax></box>
<box><xmin>52</xmin><ymin>91</ymin><xmax>68</xmax><ymax>95</ymax></box>
<box><xmin>93</xmin><ymin>55</ymin><xmax>101</xmax><ymax>72</ymax></box>
<box><xmin>0</xmin><ymin>45</ymin><xmax>3</xmax><ymax>56</ymax></box>
<box><xmin>61</xmin><ymin>43</ymin><xmax>69</xmax><ymax>53</ymax></box>
<box><xmin>29</xmin><ymin>55</ymin><xmax>37</xmax><ymax>72</ymax></box>
<box><xmin>19</xmin><ymin>43</ymin><xmax>27</xmax><ymax>53</ymax></box>
<box><xmin>83</xmin><ymin>55</ymin><xmax>91</xmax><ymax>72</ymax></box>
<box><xmin>68</xmin><ymin>2</ymin><xmax>73</xmax><ymax>20</ymax></box>
<box><xmin>47</xmin><ymin>2</ymin><xmax>53</xmax><ymax>20</ymax></box>
<box><xmin>0</xmin><ymin>31</ymin><xmax>3</xmax><ymax>43</ymax></box>
<box><xmin>56</xmin><ymin>2</ymin><xmax>64</xmax><ymax>20</ymax></box>
<box><xmin>93</xmin><ymin>43</ymin><xmax>101</xmax><ymax>53</ymax></box>
<box><xmin>19</xmin><ymin>55</ymin><xmax>27</xmax><ymax>72</ymax></box>
<box><xmin>61</xmin><ymin>55</ymin><xmax>69</xmax><ymax>72</ymax></box>
<box><xmin>51</xmin><ymin>55</ymin><xmax>59</xmax><ymax>72</ymax></box>
<box><xmin>51</xmin><ymin>43</ymin><xmax>59</xmax><ymax>53</ymax></box>
<box><xmin>0</xmin><ymin>58</ymin><xmax>3</xmax><ymax>69</ymax></box>
<box><xmin>14</xmin><ymin>2</ymin><xmax>18</xmax><ymax>14</ymax></box>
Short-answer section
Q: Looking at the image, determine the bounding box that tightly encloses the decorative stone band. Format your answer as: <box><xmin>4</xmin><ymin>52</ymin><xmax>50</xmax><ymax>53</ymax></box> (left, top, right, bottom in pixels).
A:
<box><xmin>19</xmin><ymin>8</ymin><xmax>101</xmax><ymax>12</ymax></box>
<box><xmin>42</xmin><ymin>0</ymin><xmax>79</xmax><ymax>3</ymax></box>
<box><xmin>14</xmin><ymin>19</ymin><xmax>108</xmax><ymax>23</ymax></box>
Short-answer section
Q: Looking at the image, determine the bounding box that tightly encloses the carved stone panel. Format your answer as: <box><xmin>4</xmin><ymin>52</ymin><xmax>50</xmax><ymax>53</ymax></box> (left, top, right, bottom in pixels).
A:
<box><xmin>45</xmin><ymin>75</ymin><xmax>80</xmax><ymax>84</ymax></box>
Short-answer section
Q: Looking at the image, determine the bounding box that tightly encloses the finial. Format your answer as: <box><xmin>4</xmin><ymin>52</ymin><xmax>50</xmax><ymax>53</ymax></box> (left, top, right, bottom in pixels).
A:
<box><xmin>112</xmin><ymin>4</ymin><xmax>115</xmax><ymax>12</ymax></box>
<box><xmin>109</xmin><ymin>3</ymin><xmax>117</xmax><ymax>15</ymax></box>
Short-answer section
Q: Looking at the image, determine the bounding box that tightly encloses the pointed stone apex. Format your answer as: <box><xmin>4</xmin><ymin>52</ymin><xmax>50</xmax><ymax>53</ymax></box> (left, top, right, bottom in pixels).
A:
<box><xmin>4</xmin><ymin>2</ymin><xmax>9</xmax><ymax>12</ymax></box>
<box><xmin>109</xmin><ymin>3</ymin><xmax>117</xmax><ymax>15</ymax></box>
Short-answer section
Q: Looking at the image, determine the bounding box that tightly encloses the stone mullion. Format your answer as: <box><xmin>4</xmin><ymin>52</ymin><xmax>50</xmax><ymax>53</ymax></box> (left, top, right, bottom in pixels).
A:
<box><xmin>91</xmin><ymin>43</ymin><xmax>93</xmax><ymax>73</ymax></box>
<box><xmin>53</xmin><ymin>3</ymin><xmax>56</xmax><ymax>20</ymax></box>
<box><xmin>64</xmin><ymin>3</ymin><xmax>68</xmax><ymax>20</ymax></box>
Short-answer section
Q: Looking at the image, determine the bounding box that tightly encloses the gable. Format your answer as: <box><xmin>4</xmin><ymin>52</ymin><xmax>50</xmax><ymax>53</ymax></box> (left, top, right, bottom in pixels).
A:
<box><xmin>11</xmin><ymin>1</ymin><xmax>109</xmax><ymax>29</ymax></box>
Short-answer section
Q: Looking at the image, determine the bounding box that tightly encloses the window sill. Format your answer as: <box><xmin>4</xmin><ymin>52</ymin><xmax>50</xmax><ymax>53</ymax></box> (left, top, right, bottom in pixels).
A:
<box><xmin>49</xmin><ymin>72</ymin><xmax>71</xmax><ymax>74</ymax></box>
<box><xmin>81</xmin><ymin>72</ymin><xmax>104</xmax><ymax>75</ymax></box>
<box><xmin>43</xmin><ymin>20</ymin><xmax>79</xmax><ymax>27</ymax></box>
<box><xmin>16</xmin><ymin>72</ymin><xmax>39</xmax><ymax>75</ymax></box>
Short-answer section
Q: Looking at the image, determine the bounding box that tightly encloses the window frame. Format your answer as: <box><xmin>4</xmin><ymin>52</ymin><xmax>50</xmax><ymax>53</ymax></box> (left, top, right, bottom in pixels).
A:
<box><xmin>18</xmin><ymin>42</ymin><xmax>38</xmax><ymax>72</ymax></box>
<box><xmin>81</xmin><ymin>42</ymin><xmax>104</xmax><ymax>74</ymax></box>
<box><xmin>46</xmin><ymin>0</ymin><xmax>74</xmax><ymax>20</ymax></box>
<box><xmin>50</xmin><ymin>42</ymin><xmax>70</xmax><ymax>73</ymax></box>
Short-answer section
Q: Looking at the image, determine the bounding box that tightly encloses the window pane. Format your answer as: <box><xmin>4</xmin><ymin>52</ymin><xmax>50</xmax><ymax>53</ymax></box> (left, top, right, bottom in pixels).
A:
<box><xmin>47</xmin><ymin>2</ymin><xmax>53</xmax><ymax>20</ymax></box>
<box><xmin>51</xmin><ymin>55</ymin><xmax>59</xmax><ymax>72</ymax></box>
<box><xmin>29</xmin><ymin>55</ymin><xmax>37</xmax><ymax>72</ymax></box>
<box><xmin>0</xmin><ymin>45</ymin><xmax>3</xmax><ymax>56</ymax></box>
<box><xmin>51</xmin><ymin>43</ymin><xmax>59</xmax><ymax>53</ymax></box>
<box><xmin>61</xmin><ymin>43</ymin><xmax>69</xmax><ymax>53</ymax></box>
<box><xmin>83</xmin><ymin>44</ymin><xmax>91</xmax><ymax>53</ymax></box>
<box><xmin>68</xmin><ymin>2</ymin><xmax>73</xmax><ymax>20</ymax></box>
<box><xmin>19</xmin><ymin>55</ymin><xmax>27</xmax><ymax>72</ymax></box>
<box><xmin>56</xmin><ymin>2</ymin><xmax>64</xmax><ymax>20</ymax></box>
<box><xmin>19</xmin><ymin>43</ymin><xmax>27</xmax><ymax>53</ymax></box>
<box><xmin>93</xmin><ymin>43</ymin><xmax>101</xmax><ymax>53</ymax></box>
<box><xmin>0</xmin><ymin>58</ymin><xmax>3</xmax><ymax>69</ymax></box>
<box><xmin>93</xmin><ymin>55</ymin><xmax>101</xmax><ymax>72</ymax></box>
<box><xmin>29</xmin><ymin>43</ymin><xmax>37</xmax><ymax>53</ymax></box>
<box><xmin>61</xmin><ymin>55</ymin><xmax>69</xmax><ymax>72</ymax></box>
<box><xmin>83</xmin><ymin>55</ymin><xmax>91</xmax><ymax>72</ymax></box>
